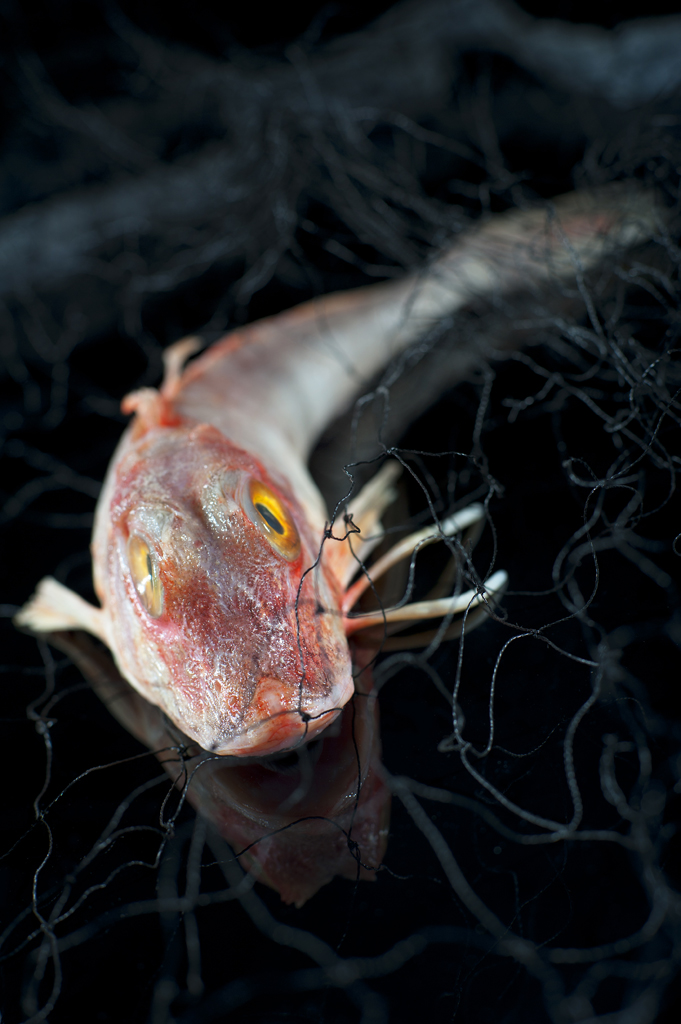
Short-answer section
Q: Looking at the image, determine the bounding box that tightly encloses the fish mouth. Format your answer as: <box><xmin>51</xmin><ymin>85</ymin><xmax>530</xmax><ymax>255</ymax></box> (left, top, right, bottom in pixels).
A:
<box><xmin>213</xmin><ymin>706</ymin><xmax>343</xmax><ymax>758</ymax></box>
<box><xmin>211</xmin><ymin>673</ymin><xmax>354</xmax><ymax>757</ymax></box>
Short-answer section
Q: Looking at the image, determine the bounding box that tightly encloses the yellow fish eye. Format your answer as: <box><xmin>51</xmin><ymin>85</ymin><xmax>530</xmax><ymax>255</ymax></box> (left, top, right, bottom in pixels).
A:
<box><xmin>128</xmin><ymin>535</ymin><xmax>164</xmax><ymax>617</ymax></box>
<box><xmin>248</xmin><ymin>479</ymin><xmax>301</xmax><ymax>561</ymax></box>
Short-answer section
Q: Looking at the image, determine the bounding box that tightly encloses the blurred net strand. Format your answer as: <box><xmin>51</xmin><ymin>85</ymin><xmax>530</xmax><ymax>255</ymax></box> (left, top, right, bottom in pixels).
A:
<box><xmin>5</xmin><ymin>0</ymin><xmax>681</xmax><ymax>301</ymax></box>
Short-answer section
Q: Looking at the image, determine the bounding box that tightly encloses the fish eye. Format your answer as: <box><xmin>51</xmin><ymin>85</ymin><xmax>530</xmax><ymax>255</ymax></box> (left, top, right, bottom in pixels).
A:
<box><xmin>127</xmin><ymin>535</ymin><xmax>164</xmax><ymax>617</ymax></box>
<box><xmin>248</xmin><ymin>480</ymin><xmax>301</xmax><ymax>561</ymax></box>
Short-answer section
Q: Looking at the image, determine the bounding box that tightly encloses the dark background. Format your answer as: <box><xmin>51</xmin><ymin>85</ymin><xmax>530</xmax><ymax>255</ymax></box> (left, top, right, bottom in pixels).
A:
<box><xmin>1</xmin><ymin>2</ymin><xmax>680</xmax><ymax>1022</ymax></box>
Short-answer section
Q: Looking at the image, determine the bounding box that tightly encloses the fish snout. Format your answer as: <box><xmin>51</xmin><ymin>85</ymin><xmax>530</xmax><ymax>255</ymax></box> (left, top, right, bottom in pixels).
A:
<box><xmin>214</xmin><ymin>674</ymin><xmax>352</xmax><ymax>757</ymax></box>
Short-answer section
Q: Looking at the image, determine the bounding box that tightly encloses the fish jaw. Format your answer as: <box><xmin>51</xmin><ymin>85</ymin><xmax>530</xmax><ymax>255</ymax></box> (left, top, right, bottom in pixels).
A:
<box><xmin>45</xmin><ymin>626</ymin><xmax>389</xmax><ymax>908</ymax></box>
<box><xmin>92</xmin><ymin>412</ymin><xmax>354</xmax><ymax>757</ymax></box>
<box><xmin>213</xmin><ymin>676</ymin><xmax>348</xmax><ymax>757</ymax></box>
<box><xmin>192</xmin><ymin>679</ymin><xmax>389</xmax><ymax>906</ymax></box>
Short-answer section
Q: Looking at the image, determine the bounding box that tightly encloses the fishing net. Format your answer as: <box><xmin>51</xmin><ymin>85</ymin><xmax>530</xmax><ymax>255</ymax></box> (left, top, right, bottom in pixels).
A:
<box><xmin>1</xmin><ymin>1</ymin><xmax>680</xmax><ymax>1021</ymax></box>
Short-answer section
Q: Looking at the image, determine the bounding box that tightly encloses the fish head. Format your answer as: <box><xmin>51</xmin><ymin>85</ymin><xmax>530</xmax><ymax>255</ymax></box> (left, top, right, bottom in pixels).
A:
<box><xmin>93</xmin><ymin>415</ymin><xmax>353</xmax><ymax>757</ymax></box>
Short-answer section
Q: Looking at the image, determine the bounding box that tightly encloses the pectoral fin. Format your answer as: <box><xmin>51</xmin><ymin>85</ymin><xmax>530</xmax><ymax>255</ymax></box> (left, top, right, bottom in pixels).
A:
<box><xmin>14</xmin><ymin>576</ymin><xmax>108</xmax><ymax>645</ymax></box>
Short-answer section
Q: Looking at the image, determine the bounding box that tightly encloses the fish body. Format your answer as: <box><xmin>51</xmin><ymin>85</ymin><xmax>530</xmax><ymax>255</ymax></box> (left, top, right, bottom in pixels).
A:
<box><xmin>16</xmin><ymin>185</ymin><xmax>657</xmax><ymax>901</ymax></box>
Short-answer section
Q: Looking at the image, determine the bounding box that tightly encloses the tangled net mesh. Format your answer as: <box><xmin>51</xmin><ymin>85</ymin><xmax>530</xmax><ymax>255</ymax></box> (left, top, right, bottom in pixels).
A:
<box><xmin>1</xmin><ymin>2</ymin><xmax>680</xmax><ymax>1021</ymax></box>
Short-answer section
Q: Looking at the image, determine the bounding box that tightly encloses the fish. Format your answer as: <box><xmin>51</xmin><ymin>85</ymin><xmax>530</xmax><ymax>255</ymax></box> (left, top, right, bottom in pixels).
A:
<box><xmin>15</xmin><ymin>185</ymin><xmax>656</xmax><ymax>904</ymax></box>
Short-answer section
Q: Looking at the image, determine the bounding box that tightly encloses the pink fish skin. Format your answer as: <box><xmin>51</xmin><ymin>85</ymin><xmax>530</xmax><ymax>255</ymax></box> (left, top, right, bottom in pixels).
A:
<box><xmin>93</xmin><ymin>403</ymin><xmax>353</xmax><ymax>757</ymax></box>
<box><xmin>86</xmin><ymin>187</ymin><xmax>652</xmax><ymax>757</ymax></box>
<box><xmin>16</xmin><ymin>186</ymin><xmax>656</xmax><ymax>902</ymax></box>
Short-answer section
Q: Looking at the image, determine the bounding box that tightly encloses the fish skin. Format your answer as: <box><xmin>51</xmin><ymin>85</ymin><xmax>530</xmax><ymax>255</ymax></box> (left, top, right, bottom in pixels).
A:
<box><xmin>87</xmin><ymin>185</ymin><xmax>656</xmax><ymax>757</ymax></box>
<box><xmin>15</xmin><ymin>186</ymin><xmax>659</xmax><ymax>901</ymax></box>
<box><xmin>93</xmin><ymin>405</ymin><xmax>354</xmax><ymax>757</ymax></box>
